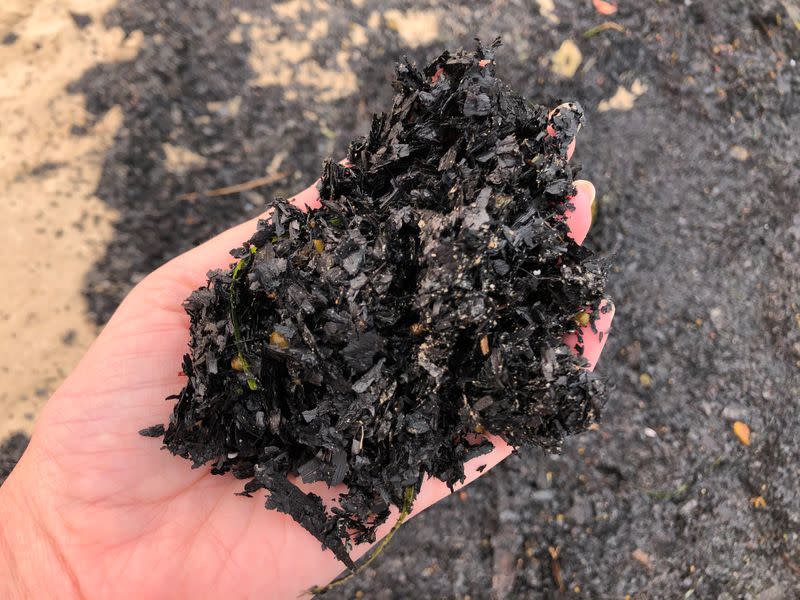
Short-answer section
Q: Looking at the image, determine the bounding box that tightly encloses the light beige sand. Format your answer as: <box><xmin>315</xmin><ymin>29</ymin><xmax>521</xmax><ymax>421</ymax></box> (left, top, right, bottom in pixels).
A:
<box><xmin>0</xmin><ymin>0</ymin><xmax>141</xmax><ymax>438</ymax></box>
<box><xmin>235</xmin><ymin>2</ymin><xmax>360</xmax><ymax>102</ymax></box>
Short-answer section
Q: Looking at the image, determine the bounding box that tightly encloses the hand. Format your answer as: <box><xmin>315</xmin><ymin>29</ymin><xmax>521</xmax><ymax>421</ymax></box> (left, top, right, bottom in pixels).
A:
<box><xmin>0</xmin><ymin>128</ymin><xmax>613</xmax><ymax>600</ymax></box>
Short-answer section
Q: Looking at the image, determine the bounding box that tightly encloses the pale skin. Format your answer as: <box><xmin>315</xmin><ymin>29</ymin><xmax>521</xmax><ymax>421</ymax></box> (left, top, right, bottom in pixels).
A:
<box><xmin>0</xmin><ymin>120</ymin><xmax>613</xmax><ymax>599</ymax></box>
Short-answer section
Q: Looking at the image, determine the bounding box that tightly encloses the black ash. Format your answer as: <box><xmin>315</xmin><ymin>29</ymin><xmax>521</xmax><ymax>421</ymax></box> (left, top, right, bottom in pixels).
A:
<box><xmin>147</xmin><ymin>40</ymin><xmax>608</xmax><ymax>569</ymax></box>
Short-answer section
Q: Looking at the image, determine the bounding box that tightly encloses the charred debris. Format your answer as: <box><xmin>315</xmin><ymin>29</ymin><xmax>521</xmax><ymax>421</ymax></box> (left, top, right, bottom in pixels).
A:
<box><xmin>144</xmin><ymin>39</ymin><xmax>608</xmax><ymax>576</ymax></box>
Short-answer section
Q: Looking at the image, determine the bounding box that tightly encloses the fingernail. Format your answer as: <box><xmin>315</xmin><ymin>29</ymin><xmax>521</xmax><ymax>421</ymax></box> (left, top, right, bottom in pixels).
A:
<box><xmin>571</xmin><ymin>180</ymin><xmax>596</xmax><ymax>203</ymax></box>
<box><xmin>565</xmin><ymin>180</ymin><xmax>595</xmax><ymax>245</ymax></box>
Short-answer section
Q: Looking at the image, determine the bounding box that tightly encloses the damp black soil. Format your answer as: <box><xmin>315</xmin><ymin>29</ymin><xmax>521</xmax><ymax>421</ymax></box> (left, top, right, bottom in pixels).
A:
<box><xmin>147</xmin><ymin>43</ymin><xmax>607</xmax><ymax>569</ymax></box>
<box><xmin>0</xmin><ymin>433</ymin><xmax>28</xmax><ymax>486</ymax></box>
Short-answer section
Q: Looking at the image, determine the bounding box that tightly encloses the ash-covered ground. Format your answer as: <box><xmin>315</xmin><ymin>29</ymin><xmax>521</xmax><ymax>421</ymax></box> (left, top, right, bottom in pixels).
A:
<box><xmin>2</xmin><ymin>1</ymin><xmax>798</xmax><ymax>597</ymax></box>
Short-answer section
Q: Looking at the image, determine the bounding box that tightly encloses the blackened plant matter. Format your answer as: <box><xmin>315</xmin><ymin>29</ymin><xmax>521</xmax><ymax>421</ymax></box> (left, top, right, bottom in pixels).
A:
<box><xmin>145</xmin><ymin>39</ymin><xmax>608</xmax><ymax>572</ymax></box>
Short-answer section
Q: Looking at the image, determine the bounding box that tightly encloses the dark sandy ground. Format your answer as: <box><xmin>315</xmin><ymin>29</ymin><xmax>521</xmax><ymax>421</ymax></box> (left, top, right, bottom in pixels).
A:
<box><xmin>2</xmin><ymin>0</ymin><xmax>799</xmax><ymax>597</ymax></box>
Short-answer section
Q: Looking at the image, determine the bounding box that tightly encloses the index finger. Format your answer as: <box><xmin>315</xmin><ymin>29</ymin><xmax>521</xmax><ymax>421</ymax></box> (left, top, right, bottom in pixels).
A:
<box><xmin>151</xmin><ymin>181</ymin><xmax>321</xmax><ymax>292</ymax></box>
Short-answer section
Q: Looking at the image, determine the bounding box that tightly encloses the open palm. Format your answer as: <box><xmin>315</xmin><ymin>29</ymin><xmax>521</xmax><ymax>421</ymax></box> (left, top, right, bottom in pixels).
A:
<box><xmin>0</xmin><ymin>136</ymin><xmax>613</xmax><ymax>599</ymax></box>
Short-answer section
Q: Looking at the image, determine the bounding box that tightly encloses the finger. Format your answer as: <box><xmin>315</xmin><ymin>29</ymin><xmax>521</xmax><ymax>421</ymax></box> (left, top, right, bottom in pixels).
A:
<box><xmin>546</xmin><ymin>124</ymin><xmax>577</xmax><ymax>161</ymax></box>
<box><xmin>145</xmin><ymin>181</ymin><xmax>321</xmax><ymax>293</ymax></box>
<box><xmin>560</xmin><ymin>173</ymin><xmax>607</xmax><ymax>371</ymax></box>
<box><xmin>565</xmin><ymin>180</ymin><xmax>595</xmax><ymax>245</ymax></box>
<box><xmin>546</xmin><ymin>101</ymin><xmax>589</xmax><ymax>245</ymax></box>
<box><xmin>547</xmin><ymin>102</ymin><xmax>582</xmax><ymax>161</ymax></box>
<box><xmin>186</xmin><ymin>179</ymin><xmax>320</xmax><ymax>265</ymax></box>
<box><xmin>431</xmin><ymin>58</ymin><xmax>492</xmax><ymax>84</ymax></box>
<box><xmin>289</xmin><ymin>180</ymin><xmax>323</xmax><ymax>212</ymax></box>
<box><xmin>563</xmin><ymin>299</ymin><xmax>615</xmax><ymax>371</ymax></box>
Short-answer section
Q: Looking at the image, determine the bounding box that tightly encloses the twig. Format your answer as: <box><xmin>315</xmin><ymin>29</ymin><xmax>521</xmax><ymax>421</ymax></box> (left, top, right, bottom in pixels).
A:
<box><xmin>548</xmin><ymin>546</ymin><xmax>566</xmax><ymax>593</ymax></box>
<box><xmin>308</xmin><ymin>486</ymin><xmax>416</xmax><ymax>595</ymax></box>
<box><xmin>640</xmin><ymin>481</ymin><xmax>689</xmax><ymax>501</ymax></box>
<box><xmin>583</xmin><ymin>22</ymin><xmax>626</xmax><ymax>39</ymax></box>
<box><xmin>783</xmin><ymin>553</ymin><xmax>800</xmax><ymax>577</ymax></box>
<box><xmin>178</xmin><ymin>171</ymin><xmax>290</xmax><ymax>201</ymax></box>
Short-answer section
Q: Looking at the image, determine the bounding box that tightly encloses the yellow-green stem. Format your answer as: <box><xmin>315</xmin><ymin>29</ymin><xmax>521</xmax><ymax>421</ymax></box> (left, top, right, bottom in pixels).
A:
<box><xmin>308</xmin><ymin>485</ymin><xmax>416</xmax><ymax>596</ymax></box>
<box><xmin>230</xmin><ymin>246</ymin><xmax>259</xmax><ymax>390</ymax></box>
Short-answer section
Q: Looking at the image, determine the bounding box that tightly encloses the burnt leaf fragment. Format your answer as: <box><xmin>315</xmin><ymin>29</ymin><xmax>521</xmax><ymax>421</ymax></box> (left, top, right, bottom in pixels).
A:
<box><xmin>148</xmin><ymin>40</ymin><xmax>608</xmax><ymax>568</ymax></box>
<box><xmin>139</xmin><ymin>424</ymin><xmax>166</xmax><ymax>437</ymax></box>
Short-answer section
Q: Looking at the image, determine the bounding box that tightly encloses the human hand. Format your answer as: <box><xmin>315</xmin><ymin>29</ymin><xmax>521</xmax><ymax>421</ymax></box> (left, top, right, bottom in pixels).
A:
<box><xmin>0</xmin><ymin>118</ymin><xmax>613</xmax><ymax>600</ymax></box>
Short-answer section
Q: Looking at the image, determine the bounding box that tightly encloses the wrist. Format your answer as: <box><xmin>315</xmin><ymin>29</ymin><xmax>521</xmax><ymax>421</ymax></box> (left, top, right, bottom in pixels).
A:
<box><xmin>0</xmin><ymin>449</ymin><xmax>80</xmax><ymax>600</ymax></box>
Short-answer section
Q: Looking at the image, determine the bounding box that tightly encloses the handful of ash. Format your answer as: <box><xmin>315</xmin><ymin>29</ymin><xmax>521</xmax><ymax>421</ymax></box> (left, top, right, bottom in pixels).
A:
<box><xmin>143</xmin><ymin>40</ymin><xmax>608</xmax><ymax>573</ymax></box>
